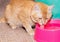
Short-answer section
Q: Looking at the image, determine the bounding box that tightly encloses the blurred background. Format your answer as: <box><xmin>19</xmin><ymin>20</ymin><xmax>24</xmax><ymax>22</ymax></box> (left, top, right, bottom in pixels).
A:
<box><xmin>0</xmin><ymin>0</ymin><xmax>9</xmax><ymax>16</ymax></box>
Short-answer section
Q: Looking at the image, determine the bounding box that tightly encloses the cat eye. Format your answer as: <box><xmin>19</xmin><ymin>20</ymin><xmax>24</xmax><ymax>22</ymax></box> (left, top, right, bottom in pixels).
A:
<box><xmin>45</xmin><ymin>18</ymin><xmax>48</xmax><ymax>19</ymax></box>
<box><xmin>39</xmin><ymin>18</ymin><xmax>42</xmax><ymax>19</ymax></box>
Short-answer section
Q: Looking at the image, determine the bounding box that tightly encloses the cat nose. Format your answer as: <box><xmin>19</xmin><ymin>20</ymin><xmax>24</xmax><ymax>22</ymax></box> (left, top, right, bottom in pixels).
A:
<box><xmin>42</xmin><ymin>23</ymin><xmax>44</xmax><ymax>25</ymax></box>
<box><xmin>39</xmin><ymin>23</ymin><xmax>43</xmax><ymax>25</ymax></box>
<box><xmin>42</xmin><ymin>22</ymin><xmax>45</xmax><ymax>25</ymax></box>
<box><xmin>42</xmin><ymin>22</ymin><xmax>46</xmax><ymax>25</ymax></box>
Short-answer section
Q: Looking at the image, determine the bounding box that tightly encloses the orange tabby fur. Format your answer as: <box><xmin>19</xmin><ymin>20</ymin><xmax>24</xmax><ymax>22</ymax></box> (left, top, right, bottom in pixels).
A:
<box><xmin>0</xmin><ymin>0</ymin><xmax>53</xmax><ymax>35</ymax></box>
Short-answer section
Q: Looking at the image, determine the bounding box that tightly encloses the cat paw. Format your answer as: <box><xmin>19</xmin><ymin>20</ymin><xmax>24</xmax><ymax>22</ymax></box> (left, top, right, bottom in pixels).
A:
<box><xmin>11</xmin><ymin>26</ymin><xmax>17</xmax><ymax>29</ymax></box>
<box><xmin>29</xmin><ymin>30</ymin><xmax>34</xmax><ymax>36</ymax></box>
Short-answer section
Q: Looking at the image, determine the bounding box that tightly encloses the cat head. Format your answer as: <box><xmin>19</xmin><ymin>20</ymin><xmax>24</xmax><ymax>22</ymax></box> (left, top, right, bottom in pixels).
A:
<box><xmin>31</xmin><ymin>4</ymin><xmax>54</xmax><ymax>25</ymax></box>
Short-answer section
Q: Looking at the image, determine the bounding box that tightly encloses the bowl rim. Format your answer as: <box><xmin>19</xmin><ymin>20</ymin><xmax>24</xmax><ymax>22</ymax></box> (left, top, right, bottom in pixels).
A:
<box><xmin>35</xmin><ymin>19</ymin><xmax>60</xmax><ymax>31</ymax></box>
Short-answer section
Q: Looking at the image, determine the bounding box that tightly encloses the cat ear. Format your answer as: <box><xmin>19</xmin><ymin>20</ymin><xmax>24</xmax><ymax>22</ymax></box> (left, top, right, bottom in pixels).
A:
<box><xmin>48</xmin><ymin>5</ymin><xmax>54</xmax><ymax>10</ymax></box>
<box><xmin>32</xmin><ymin>4</ymin><xmax>40</xmax><ymax>14</ymax></box>
<box><xmin>48</xmin><ymin>5</ymin><xmax>54</xmax><ymax>13</ymax></box>
<box><xmin>32</xmin><ymin>4</ymin><xmax>42</xmax><ymax>15</ymax></box>
<box><xmin>34</xmin><ymin>4</ymin><xmax>40</xmax><ymax>11</ymax></box>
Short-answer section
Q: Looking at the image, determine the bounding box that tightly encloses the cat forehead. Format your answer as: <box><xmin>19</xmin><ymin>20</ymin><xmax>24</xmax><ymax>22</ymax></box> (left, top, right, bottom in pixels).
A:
<box><xmin>36</xmin><ymin>13</ymin><xmax>42</xmax><ymax>17</ymax></box>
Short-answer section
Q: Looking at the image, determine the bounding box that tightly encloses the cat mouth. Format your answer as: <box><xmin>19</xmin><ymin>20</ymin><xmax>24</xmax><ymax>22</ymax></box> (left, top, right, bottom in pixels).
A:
<box><xmin>39</xmin><ymin>22</ymin><xmax>47</xmax><ymax>26</ymax></box>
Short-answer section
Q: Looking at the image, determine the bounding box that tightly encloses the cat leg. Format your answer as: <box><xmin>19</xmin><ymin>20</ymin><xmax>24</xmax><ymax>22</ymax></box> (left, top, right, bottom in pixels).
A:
<box><xmin>18</xmin><ymin>12</ymin><xmax>34</xmax><ymax>35</ymax></box>
<box><xmin>9</xmin><ymin>23</ymin><xmax>17</xmax><ymax>29</ymax></box>
<box><xmin>24</xmin><ymin>23</ymin><xmax>34</xmax><ymax>35</ymax></box>
<box><xmin>5</xmin><ymin>4</ymin><xmax>18</xmax><ymax>29</ymax></box>
<box><xmin>21</xmin><ymin>21</ymin><xmax>34</xmax><ymax>35</ymax></box>
<box><xmin>7</xmin><ymin>20</ymin><xmax>17</xmax><ymax>29</ymax></box>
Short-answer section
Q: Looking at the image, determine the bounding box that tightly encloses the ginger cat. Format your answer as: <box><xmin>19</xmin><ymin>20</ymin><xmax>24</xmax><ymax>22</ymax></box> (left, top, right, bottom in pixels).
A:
<box><xmin>0</xmin><ymin>0</ymin><xmax>53</xmax><ymax>35</ymax></box>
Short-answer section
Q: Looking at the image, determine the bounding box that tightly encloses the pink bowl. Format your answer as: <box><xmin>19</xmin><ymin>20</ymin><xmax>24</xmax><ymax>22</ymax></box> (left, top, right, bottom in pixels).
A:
<box><xmin>34</xmin><ymin>19</ymin><xmax>60</xmax><ymax>42</ymax></box>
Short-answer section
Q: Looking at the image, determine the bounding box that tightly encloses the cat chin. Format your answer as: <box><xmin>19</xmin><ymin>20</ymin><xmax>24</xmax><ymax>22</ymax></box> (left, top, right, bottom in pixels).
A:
<box><xmin>39</xmin><ymin>23</ymin><xmax>44</xmax><ymax>25</ymax></box>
